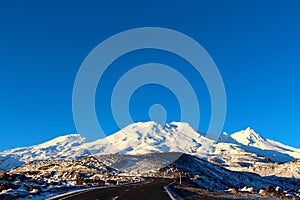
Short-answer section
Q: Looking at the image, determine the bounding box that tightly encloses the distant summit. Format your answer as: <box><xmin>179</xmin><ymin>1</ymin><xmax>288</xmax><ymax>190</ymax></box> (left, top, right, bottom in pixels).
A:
<box><xmin>231</xmin><ymin>127</ymin><xmax>266</xmax><ymax>147</ymax></box>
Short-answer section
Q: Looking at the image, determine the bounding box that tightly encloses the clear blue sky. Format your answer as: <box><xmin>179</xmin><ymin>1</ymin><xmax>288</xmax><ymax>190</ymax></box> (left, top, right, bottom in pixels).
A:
<box><xmin>0</xmin><ymin>1</ymin><xmax>299</xmax><ymax>151</ymax></box>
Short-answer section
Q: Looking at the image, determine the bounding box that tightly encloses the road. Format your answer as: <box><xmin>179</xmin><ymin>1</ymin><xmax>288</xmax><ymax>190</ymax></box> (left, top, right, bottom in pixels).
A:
<box><xmin>51</xmin><ymin>178</ymin><xmax>173</xmax><ymax>200</ymax></box>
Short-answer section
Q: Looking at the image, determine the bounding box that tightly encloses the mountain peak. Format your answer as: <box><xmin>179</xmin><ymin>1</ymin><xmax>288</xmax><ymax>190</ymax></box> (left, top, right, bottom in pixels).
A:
<box><xmin>125</xmin><ymin>121</ymin><xmax>163</xmax><ymax>130</ymax></box>
<box><xmin>122</xmin><ymin>121</ymin><xmax>197</xmax><ymax>135</ymax></box>
<box><xmin>37</xmin><ymin>133</ymin><xmax>87</xmax><ymax>149</ymax></box>
<box><xmin>231</xmin><ymin>128</ymin><xmax>266</xmax><ymax>146</ymax></box>
<box><xmin>245</xmin><ymin>126</ymin><xmax>253</xmax><ymax>131</ymax></box>
<box><xmin>167</xmin><ymin>121</ymin><xmax>195</xmax><ymax>130</ymax></box>
<box><xmin>90</xmin><ymin>121</ymin><xmax>212</xmax><ymax>155</ymax></box>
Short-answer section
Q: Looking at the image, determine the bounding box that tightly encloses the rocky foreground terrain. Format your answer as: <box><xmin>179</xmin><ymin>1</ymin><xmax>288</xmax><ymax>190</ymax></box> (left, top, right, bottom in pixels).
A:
<box><xmin>0</xmin><ymin>153</ymin><xmax>299</xmax><ymax>199</ymax></box>
<box><xmin>0</xmin><ymin>156</ymin><xmax>143</xmax><ymax>199</ymax></box>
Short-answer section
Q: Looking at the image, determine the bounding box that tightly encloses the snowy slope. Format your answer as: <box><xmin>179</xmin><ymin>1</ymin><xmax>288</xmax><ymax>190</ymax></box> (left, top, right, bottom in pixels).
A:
<box><xmin>0</xmin><ymin>134</ymin><xmax>86</xmax><ymax>170</ymax></box>
<box><xmin>235</xmin><ymin>159</ymin><xmax>300</xmax><ymax>178</ymax></box>
<box><xmin>162</xmin><ymin>153</ymin><xmax>300</xmax><ymax>192</ymax></box>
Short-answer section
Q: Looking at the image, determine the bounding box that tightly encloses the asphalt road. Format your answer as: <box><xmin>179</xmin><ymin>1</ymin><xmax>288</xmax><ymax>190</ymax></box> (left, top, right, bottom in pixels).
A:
<box><xmin>52</xmin><ymin>178</ymin><xmax>173</xmax><ymax>200</ymax></box>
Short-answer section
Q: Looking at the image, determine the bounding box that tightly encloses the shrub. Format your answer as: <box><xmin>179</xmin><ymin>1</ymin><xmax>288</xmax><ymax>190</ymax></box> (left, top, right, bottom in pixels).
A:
<box><xmin>231</xmin><ymin>188</ymin><xmax>238</xmax><ymax>194</ymax></box>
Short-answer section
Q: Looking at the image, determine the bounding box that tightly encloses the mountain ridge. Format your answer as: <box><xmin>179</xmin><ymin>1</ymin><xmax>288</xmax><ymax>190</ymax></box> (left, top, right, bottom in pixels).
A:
<box><xmin>1</xmin><ymin>121</ymin><xmax>300</xmax><ymax>176</ymax></box>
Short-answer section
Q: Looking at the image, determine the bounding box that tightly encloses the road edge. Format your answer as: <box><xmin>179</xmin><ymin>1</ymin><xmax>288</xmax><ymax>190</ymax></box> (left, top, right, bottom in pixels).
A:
<box><xmin>164</xmin><ymin>181</ymin><xmax>184</xmax><ymax>200</ymax></box>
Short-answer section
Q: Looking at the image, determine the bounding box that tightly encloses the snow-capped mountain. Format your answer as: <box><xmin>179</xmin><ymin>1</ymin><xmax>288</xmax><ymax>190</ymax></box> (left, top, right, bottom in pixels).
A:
<box><xmin>0</xmin><ymin>134</ymin><xmax>86</xmax><ymax>170</ymax></box>
<box><xmin>231</xmin><ymin>127</ymin><xmax>300</xmax><ymax>159</ymax></box>
<box><xmin>1</xmin><ymin>121</ymin><xmax>300</xmax><ymax>179</ymax></box>
<box><xmin>76</xmin><ymin>121</ymin><xmax>215</xmax><ymax>156</ymax></box>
